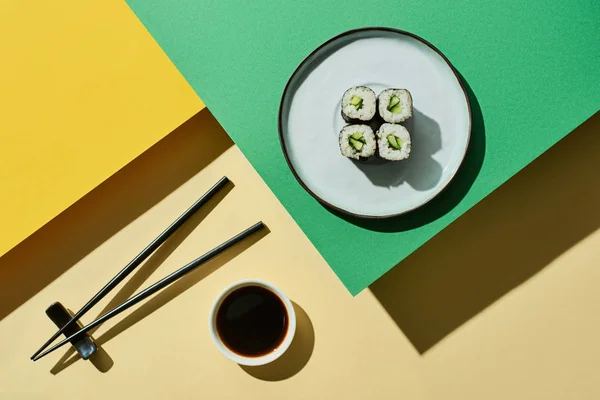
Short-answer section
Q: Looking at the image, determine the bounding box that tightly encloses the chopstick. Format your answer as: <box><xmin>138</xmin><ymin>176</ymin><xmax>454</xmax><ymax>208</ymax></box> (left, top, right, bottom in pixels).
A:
<box><xmin>30</xmin><ymin>176</ymin><xmax>230</xmax><ymax>360</ymax></box>
<box><xmin>32</xmin><ymin>221</ymin><xmax>265</xmax><ymax>361</ymax></box>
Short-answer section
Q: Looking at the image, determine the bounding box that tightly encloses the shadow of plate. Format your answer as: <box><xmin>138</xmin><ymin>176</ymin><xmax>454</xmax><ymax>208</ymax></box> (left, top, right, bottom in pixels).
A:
<box><xmin>370</xmin><ymin>111</ymin><xmax>600</xmax><ymax>353</ymax></box>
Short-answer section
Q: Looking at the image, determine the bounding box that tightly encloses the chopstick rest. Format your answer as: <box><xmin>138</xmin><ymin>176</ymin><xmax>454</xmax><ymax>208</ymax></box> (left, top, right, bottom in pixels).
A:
<box><xmin>45</xmin><ymin>302</ymin><xmax>97</xmax><ymax>360</ymax></box>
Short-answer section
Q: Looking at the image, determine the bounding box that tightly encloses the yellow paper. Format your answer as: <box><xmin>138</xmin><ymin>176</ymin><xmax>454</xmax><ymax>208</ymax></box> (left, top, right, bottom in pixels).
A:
<box><xmin>0</xmin><ymin>0</ymin><xmax>202</xmax><ymax>257</ymax></box>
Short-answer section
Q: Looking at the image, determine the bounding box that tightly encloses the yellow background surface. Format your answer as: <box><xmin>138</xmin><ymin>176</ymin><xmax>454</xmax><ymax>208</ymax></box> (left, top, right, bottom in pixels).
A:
<box><xmin>0</xmin><ymin>110</ymin><xmax>598</xmax><ymax>399</ymax></box>
<box><xmin>0</xmin><ymin>0</ymin><xmax>203</xmax><ymax>257</ymax></box>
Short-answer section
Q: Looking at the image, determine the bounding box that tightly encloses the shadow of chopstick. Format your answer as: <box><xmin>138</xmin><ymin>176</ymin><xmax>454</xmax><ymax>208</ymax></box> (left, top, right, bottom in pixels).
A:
<box><xmin>95</xmin><ymin>225</ymin><xmax>270</xmax><ymax>345</ymax></box>
<box><xmin>50</xmin><ymin>180</ymin><xmax>235</xmax><ymax>374</ymax></box>
<box><xmin>52</xmin><ymin>223</ymin><xmax>269</xmax><ymax>373</ymax></box>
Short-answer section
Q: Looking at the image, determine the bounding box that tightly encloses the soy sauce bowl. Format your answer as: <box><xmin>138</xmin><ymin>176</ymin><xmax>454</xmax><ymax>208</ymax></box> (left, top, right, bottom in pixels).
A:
<box><xmin>208</xmin><ymin>279</ymin><xmax>297</xmax><ymax>366</ymax></box>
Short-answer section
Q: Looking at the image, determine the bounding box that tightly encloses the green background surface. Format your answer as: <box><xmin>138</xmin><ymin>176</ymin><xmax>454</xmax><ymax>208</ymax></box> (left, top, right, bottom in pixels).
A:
<box><xmin>127</xmin><ymin>0</ymin><xmax>599</xmax><ymax>295</ymax></box>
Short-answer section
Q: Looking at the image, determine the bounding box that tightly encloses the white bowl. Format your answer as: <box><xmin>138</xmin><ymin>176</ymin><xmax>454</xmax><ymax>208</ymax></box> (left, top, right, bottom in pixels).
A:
<box><xmin>208</xmin><ymin>279</ymin><xmax>296</xmax><ymax>366</ymax></box>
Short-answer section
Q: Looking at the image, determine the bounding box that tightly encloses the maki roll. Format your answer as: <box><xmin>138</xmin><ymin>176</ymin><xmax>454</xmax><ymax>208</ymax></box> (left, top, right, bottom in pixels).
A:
<box><xmin>378</xmin><ymin>88</ymin><xmax>413</xmax><ymax>123</ymax></box>
<box><xmin>377</xmin><ymin>123</ymin><xmax>411</xmax><ymax>161</ymax></box>
<box><xmin>339</xmin><ymin>124</ymin><xmax>376</xmax><ymax>160</ymax></box>
<box><xmin>341</xmin><ymin>86</ymin><xmax>377</xmax><ymax>123</ymax></box>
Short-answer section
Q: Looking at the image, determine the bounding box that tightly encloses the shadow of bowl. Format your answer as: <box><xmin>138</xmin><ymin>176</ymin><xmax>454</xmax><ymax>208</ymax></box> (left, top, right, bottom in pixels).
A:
<box><xmin>240</xmin><ymin>302</ymin><xmax>314</xmax><ymax>381</ymax></box>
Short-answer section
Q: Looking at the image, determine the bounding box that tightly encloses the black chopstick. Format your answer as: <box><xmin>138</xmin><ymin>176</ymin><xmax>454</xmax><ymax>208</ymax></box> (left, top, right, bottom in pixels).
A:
<box><xmin>32</xmin><ymin>221</ymin><xmax>265</xmax><ymax>361</ymax></box>
<box><xmin>30</xmin><ymin>176</ymin><xmax>230</xmax><ymax>360</ymax></box>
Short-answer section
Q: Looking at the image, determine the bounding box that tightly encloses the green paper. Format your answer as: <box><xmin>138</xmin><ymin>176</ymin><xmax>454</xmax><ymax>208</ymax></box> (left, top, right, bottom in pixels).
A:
<box><xmin>127</xmin><ymin>0</ymin><xmax>600</xmax><ymax>295</ymax></box>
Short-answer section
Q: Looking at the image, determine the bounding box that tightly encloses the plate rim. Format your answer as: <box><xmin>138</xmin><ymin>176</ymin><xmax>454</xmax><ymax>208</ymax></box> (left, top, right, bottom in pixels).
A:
<box><xmin>278</xmin><ymin>26</ymin><xmax>472</xmax><ymax>219</ymax></box>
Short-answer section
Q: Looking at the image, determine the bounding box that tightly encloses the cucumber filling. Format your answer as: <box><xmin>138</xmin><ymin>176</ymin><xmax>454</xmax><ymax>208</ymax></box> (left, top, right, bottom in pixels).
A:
<box><xmin>349</xmin><ymin>95</ymin><xmax>363</xmax><ymax>110</ymax></box>
<box><xmin>350</xmin><ymin>131</ymin><xmax>366</xmax><ymax>143</ymax></box>
<box><xmin>348</xmin><ymin>136</ymin><xmax>365</xmax><ymax>151</ymax></box>
<box><xmin>386</xmin><ymin>134</ymin><xmax>403</xmax><ymax>150</ymax></box>
<box><xmin>387</xmin><ymin>95</ymin><xmax>402</xmax><ymax>114</ymax></box>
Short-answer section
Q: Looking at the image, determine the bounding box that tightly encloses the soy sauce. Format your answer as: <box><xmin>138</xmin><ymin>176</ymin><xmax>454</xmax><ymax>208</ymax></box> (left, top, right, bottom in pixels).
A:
<box><xmin>216</xmin><ymin>285</ymin><xmax>288</xmax><ymax>357</ymax></box>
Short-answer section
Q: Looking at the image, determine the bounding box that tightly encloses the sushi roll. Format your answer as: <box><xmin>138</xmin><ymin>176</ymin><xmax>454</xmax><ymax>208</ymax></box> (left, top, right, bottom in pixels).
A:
<box><xmin>377</xmin><ymin>123</ymin><xmax>411</xmax><ymax>161</ymax></box>
<box><xmin>378</xmin><ymin>88</ymin><xmax>413</xmax><ymax>123</ymax></box>
<box><xmin>339</xmin><ymin>124</ymin><xmax>376</xmax><ymax>160</ymax></box>
<box><xmin>341</xmin><ymin>86</ymin><xmax>377</xmax><ymax>123</ymax></box>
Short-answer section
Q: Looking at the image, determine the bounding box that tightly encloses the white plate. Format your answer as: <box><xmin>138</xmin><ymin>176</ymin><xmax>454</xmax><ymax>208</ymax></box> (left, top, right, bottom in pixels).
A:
<box><xmin>279</xmin><ymin>27</ymin><xmax>471</xmax><ymax>218</ymax></box>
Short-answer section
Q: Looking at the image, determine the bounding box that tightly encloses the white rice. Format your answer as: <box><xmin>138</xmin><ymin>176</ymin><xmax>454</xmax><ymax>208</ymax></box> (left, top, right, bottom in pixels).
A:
<box><xmin>341</xmin><ymin>86</ymin><xmax>376</xmax><ymax>122</ymax></box>
<box><xmin>339</xmin><ymin>124</ymin><xmax>376</xmax><ymax>160</ymax></box>
<box><xmin>377</xmin><ymin>123</ymin><xmax>411</xmax><ymax>161</ymax></box>
<box><xmin>378</xmin><ymin>88</ymin><xmax>413</xmax><ymax>123</ymax></box>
